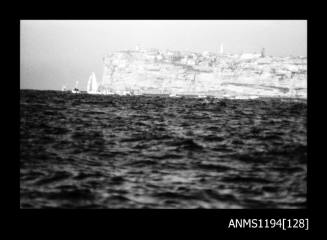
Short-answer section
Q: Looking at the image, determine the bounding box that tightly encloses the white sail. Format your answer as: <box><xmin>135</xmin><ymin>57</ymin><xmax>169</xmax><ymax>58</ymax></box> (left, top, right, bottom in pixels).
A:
<box><xmin>87</xmin><ymin>72</ymin><xmax>99</xmax><ymax>94</ymax></box>
<box><xmin>91</xmin><ymin>72</ymin><xmax>98</xmax><ymax>93</ymax></box>
<box><xmin>87</xmin><ymin>75</ymin><xmax>92</xmax><ymax>92</ymax></box>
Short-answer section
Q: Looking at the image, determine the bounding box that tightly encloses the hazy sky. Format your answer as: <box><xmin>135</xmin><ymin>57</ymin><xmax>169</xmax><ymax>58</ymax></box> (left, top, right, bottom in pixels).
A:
<box><xmin>20</xmin><ymin>20</ymin><xmax>307</xmax><ymax>90</ymax></box>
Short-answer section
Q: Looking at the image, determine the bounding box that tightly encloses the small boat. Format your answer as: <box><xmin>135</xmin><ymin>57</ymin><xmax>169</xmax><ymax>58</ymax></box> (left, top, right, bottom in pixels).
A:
<box><xmin>71</xmin><ymin>88</ymin><xmax>80</xmax><ymax>94</ymax></box>
<box><xmin>169</xmin><ymin>93</ymin><xmax>180</xmax><ymax>97</ymax></box>
<box><xmin>234</xmin><ymin>96</ymin><xmax>249</xmax><ymax>99</ymax></box>
<box><xmin>72</xmin><ymin>81</ymin><xmax>80</xmax><ymax>94</ymax></box>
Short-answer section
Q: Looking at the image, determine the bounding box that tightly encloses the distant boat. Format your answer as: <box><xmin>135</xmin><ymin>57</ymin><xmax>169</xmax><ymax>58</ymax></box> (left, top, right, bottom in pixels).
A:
<box><xmin>87</xmin><ymin>72</ymin><xmax>100</xmax><ymax>94</ymax></box>
<box><xmin>121</xmin><ymin>90</ymin><xmax>131</xmax><ymax>96</ymax></box>
<box><xmin>71</xmin><ymin>88</ymin><xmax>80</xmax><ymax>94</ymax></box>
<box><xmin>72</xmin><ymin>81</ymin><xmax>80</xmax><ymax>94</ymax></box>
<box><xmin>115</xmin><ymin>90</ymin><xmax>132</xmax><ymax>96</ymax></box>
<box><xmin>61</xmin><ymin>85</ymin><xmax>67</xmax><ymax>91</ymax></box>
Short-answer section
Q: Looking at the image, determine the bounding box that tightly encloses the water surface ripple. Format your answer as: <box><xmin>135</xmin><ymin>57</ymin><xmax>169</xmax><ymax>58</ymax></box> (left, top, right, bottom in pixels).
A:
<box><xmin>20</xmin><ymin>90</ymin><xmax>307</xmax><ymax>208</ymax></box>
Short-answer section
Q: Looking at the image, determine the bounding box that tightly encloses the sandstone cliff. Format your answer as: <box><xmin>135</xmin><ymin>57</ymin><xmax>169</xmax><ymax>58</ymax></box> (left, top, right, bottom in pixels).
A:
<box><xmin>99</xmin><ymin>49</ymin><xmax>307</xmax><ymax>98</ymax></box>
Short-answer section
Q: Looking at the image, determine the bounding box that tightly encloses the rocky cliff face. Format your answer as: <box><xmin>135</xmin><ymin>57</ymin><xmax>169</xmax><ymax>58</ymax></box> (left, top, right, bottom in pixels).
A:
<box><xmin>99</xmin><ymin>49</ymin><xmax>307</xmax><ymax>98</ymax></box>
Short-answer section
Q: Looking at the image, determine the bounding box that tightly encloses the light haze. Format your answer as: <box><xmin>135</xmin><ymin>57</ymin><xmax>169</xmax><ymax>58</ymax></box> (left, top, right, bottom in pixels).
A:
<box><xmin>20</xmin><ymin>20</ymin><xmax>307</xmax><ymax>90</ymax></box>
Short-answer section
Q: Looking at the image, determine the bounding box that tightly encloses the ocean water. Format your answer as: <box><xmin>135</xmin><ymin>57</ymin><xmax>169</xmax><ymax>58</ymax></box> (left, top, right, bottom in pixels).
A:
<box><xmin>20</xmin><ymin>90</ymin><xmax>307</xmax><ymax>208</ymax></box>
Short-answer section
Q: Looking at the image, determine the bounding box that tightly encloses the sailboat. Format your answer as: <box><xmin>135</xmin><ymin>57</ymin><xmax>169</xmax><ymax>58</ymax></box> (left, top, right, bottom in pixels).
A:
<box><xmin>87</xmin><ymin>72</ymin><xmax>100</xmax><ymax>94</ymax></box>
<box><xmin>72</xmin><ymin>81</ymin><xmax>80</xmax><ymax>94</ymax></box>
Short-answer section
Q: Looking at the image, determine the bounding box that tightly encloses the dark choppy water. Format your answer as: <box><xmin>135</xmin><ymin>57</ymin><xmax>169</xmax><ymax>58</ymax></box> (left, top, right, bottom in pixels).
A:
<box><xmin>20</xmin><ymin>90</ymin><xmax>307</xmax><ymax>208</ymax></box>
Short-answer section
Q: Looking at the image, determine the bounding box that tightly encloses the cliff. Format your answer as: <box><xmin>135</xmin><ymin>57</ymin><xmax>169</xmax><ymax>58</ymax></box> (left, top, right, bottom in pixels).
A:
<box><xmin>98</xmin><ymin>49</ymin><xmax>307</xmax><ymax>98</ymax></box>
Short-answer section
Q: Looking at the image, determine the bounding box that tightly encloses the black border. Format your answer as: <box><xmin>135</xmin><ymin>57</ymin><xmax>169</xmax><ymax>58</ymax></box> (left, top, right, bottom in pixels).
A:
<box><xmin>13</xmin><ymin>14</ymin><xmax>317</xmax><ymax>234</ymax></box>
